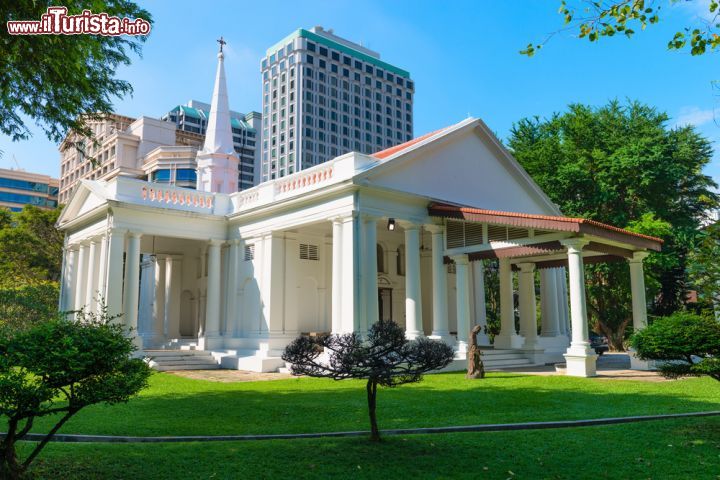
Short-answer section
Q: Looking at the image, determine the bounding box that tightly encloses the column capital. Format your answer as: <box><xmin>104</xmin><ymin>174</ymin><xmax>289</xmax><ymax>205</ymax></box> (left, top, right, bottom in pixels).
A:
<box><xmin>397</xmin><ymin>219</ymin><xmax>421</xmax><ymax>230</ymax></box>
<box><xmin>108</xmin><ymin>227</ymin><xmax>127</xmax><ymax>236</ymax></box>
<box><xmin>450</xmin><ymin>254</ymin><xmax>469</xmax><ymax>265</ymax></box>
<box><xmin>128</xmin><ymin>231</ymin><xmax>143</xmax><ymax>239</ymax></box>
<box><xmin>359</xmin><ymin>212</ymin><xmax>380</xmax><ymax>223</ymax></box>
<box><xmin>424</xmin><ymin>224</ymin><xmax>445</xmax><ymax>234</ymax></box>
<box><xmin>560</xmin><ymin>237</ymin><xmax>590</xmax><ymax>253</ymax></box>
<box><xmin>229</xmin><ymin>238</ymin><xmax>242</xmax><ymax>246</ymax></box>
<box><xmin>330</xmin><ymin>212</ymin><xmax>356</xmax><ymax>224</ymax></box>
<box><xmin>629</xmin><ymin>251</ymin><xmax>650</xmax><ymax>263</ymax></box>
<box><xmin>517</xmin><ymin>262</ymin><xmax>536</xmax><ymax>272</ymax></box>
<box><xmin>207</xmin><ymin>238</ymin><xmax>224</xmax><ymax>246</ymax></box>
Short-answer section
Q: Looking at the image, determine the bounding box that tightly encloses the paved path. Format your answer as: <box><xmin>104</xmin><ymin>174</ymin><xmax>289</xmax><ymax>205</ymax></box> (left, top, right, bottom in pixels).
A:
<box><xmin>498</xmin><ymin>353</ymin><xmax>670</xmax><ymax>382</ymax></box>
<box><xmin>166</xmin><ymin>353</ymin><xmax>668</xmax><ymax>382</ymax></box>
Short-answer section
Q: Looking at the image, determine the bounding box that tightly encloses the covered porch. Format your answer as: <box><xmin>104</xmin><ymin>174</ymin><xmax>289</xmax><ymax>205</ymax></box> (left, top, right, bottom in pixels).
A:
<box><xmin>426</xmin><ymin>202</ymin><xmax>663</xmax><ymax>377</ymax></box>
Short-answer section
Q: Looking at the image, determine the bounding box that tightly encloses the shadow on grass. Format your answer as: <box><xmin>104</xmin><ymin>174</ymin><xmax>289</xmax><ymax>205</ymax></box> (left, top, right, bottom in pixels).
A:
<box><xmin>23</xmin><ymin>417</ymin><xmax>720</xmax><ymax>480</ymax></box>
<box><xmin>19</xmin><ymin>372</ymin><xmax>720</xmax><ymax>437</ymax></box>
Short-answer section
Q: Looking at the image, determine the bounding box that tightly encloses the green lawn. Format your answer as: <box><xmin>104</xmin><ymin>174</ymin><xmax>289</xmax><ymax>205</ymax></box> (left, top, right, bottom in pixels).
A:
<box><xmin>22</xmin><ymin>418</ymin><xmax>720</xmax><ymax>479</ymax></box>
<box><xmin>9</xmin><ymin>372</ymin><xmax>720</xmax><ymax>479</ymax></box>
<box><xmin>20</xmin><ymin>371</ymin><xmax>720</xmax><ymax>436</ymax></box>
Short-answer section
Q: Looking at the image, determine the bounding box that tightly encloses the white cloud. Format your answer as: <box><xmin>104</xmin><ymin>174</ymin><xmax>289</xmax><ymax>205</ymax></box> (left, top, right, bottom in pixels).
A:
<box><xmin>676</xmin><ymin>0</ymin><xmax>717</xmax><ymax>23</ymax></box>
<box><xmin>674</xmin><ymin>106</ymin><xmax>716</xmax><ymax>127</ymax></box>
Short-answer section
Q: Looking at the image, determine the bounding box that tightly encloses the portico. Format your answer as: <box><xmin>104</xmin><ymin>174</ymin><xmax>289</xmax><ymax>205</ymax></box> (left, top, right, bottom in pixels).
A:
<box><xmin>57</xmin><ymin>117</ymin><xmax>662</xmax><ymax>375</ymax></box>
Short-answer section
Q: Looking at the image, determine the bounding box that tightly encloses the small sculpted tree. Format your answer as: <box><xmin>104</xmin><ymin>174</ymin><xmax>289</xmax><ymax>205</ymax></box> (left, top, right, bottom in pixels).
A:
<box><xmin>282</xmin><ymin>320</ymin><xmax>455</xmax><ymax>441</ymax></box>
<box><xmin>631</xmin><ymin>312</ymin><xmax>720</xmax><ymax>381</ymax></box>
<box><xmin>0</xmin><ymin>306</ymin><xmax>152</xmax><ymax>479</ymax></box>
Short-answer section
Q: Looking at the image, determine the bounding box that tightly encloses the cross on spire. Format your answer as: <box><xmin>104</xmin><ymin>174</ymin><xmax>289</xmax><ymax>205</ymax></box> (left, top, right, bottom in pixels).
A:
<box><xmin>217</xmin><ymin>36</ymin><xmax>226</xmax><ymax>53</ymax></box>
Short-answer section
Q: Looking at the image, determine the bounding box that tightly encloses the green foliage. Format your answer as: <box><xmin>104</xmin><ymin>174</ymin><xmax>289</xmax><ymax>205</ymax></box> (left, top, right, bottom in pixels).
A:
<box><xmin>0</xmin><ymin>306</ymin><xmax>151</xmax><ymax>479</ymax></box>
<box><xmin>508</xmin><ymin>100</ymin><xmax>717</xmax><ymax>349</ymax></box>
<box><xmin>0</xmin><ymin>1</ymin><xmax>152</xmax><ymax>151</ymax></box>
<box><xmin>687</xmin><ymin>222</ymin><xmax>720</xmax><ymax>308</ymax></box>
<box><xmin>522</xmin><ymin>1</ymin><xmax>720</xmax><ymax>56</ymax></box>
<box><xmin>0</xmin><ymin>282</ymin><xmax>59</xmax><ymax>335</ymax></box>
<box><xmin>631</xmin><ymin>312</ymin><xmax>720</xmax><ymax>381</ymax></box>
<box><xmin>0</xmin><ymin>206</ymin><xmax>64</xmax><ymax>286</ymax></box>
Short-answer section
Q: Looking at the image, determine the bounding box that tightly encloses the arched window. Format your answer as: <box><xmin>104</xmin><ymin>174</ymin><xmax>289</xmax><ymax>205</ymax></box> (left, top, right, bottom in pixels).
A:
<box><xmin>376</xmin><ymin>244</ymin><xmax>385</xmax><ymax>273</ymax></box>
<box><xmin>396</xmin><ymin>245</ymin><xmax>405</xmax><ymax>276</ymax></box>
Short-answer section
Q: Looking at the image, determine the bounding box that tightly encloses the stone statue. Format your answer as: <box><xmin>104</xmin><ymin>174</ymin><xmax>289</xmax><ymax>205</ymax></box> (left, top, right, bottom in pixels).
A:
<box><xmin>466</xmin><ymin>324</ymin><xmax>485</xmax><ymax>379</ymax></box>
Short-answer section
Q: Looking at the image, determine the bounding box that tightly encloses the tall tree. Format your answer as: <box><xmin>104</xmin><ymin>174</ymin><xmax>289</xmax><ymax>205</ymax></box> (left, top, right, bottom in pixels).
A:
<box><xmin>508</xmin><ymin>100</ymin><xmax>717</xmax><ymax>349</ymax></box>
<box><xmin>522</xmin><ymin>0</ymin><xmax>719</xmax><ymax>56</ymax></box>
<box><xmin>0</xmin><ymin>206</ymin><xmax>64</xmax><ymax>286</ymax></box>
<box><xmin>0</xmin><ymin>1</ymin><xmax>152</xmax><ymax>151</ymax></box>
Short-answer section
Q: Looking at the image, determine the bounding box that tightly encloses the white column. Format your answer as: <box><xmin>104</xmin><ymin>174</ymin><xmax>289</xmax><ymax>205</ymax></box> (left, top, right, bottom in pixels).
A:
<box><xmin>628</xmin><ymin>251</ymin><xmax>652</xmax><ymax>370</ymax></box>
<box><xmin>494</xmin><ymin>258</ymin><xmax>522</xmax><ymax>349</ymax></box>
<box><xmin>164</xmin><ymin>256</ymin><xmax>182</xmax><ymax>339</ymax></box>
<box><xmin>137</xmin><ymin>255</ymin><xmax>155</xmax><ymax>347</ymax></box>
<box><xmin>203</xmin><ymin>239</ymin><xmax>222</xmax><ymax>347</ymax></box>
<box><xmin>225</xmin><ymin>239</ymin><xmax>240</xmax><ymax>338</ymax></box>
<box><xmin>152</xmin><ymin>255</ymin><xmax>166</xmax><ymax>343</ymax></box>
<box><xmin>363</xmin><ymin>215</ymin><xmax>379</xmax><ymax>333</ymax></box>
<box><xmin>85</xmin><ymin>238</ymin><xmax>99</xmax><ymax>311</ymax></box>
<box><xmin>561</xmin><ymin>239</ymin><xmax>597</xmax><ymax>377</ymax></box>
<box><xmin>402</xmin><ymin>222</ymin><xmax>423</xmax><ymax>339</ymax></box>
<box><xmin>260</xmin><ymin>233</ymin><xmax>286</xmax><ymax>336</ymax></box>
<box><xmin>629</xmin><ymin>252</ymin><xmax>649</xmax><ymax>331</ymax></box>
<box><xmin>123</xmin><ymin>232</ymin><xmax>142</xmax><ymax>333</ymax></box>
<box><xmin>517</xmin><ymin>262</ymin><xmax>539</xmax><ymax>349</ymax></box>
<box><xmin>340</xmin><ymin>215</ymin><xmax>359</xmax><ymax>333</ymax></box>
<box><xmin>428</xmin><ymin>225</ymin><xmax>451</xmax><ymax>343</ymax></box>
<box><xmin>96</xmin><ymin>233</ymin><xmax>108</xmax><ymax>312</ymax></box>
<box><xmin>472</xmin><ymin>260</ymin><xmax>490</xmax><ymax>346</ymax></box>
<box><xmin>331</xmin><ymin>218</ymin><xmax>343</xmax><ymax>333</ymax></box>
<box><xmin>556</xmin><ymin>267</ymin><xmax>570</xmax><ymax>338</ymax></box>
<box><xmin>540</xmin><ymin>268</ymin><xmax>561</xmax><ymax>337</ymax></box>
<box><xmin>74</xmin><ymin>242</ymin><xmax>89</xmax><ymax>313</ymax></box>
<box><xmin>452</xmin><ymin>254</ymin><xmax>471</xmax><ymax>353</ymax></box>
<box><xmin>105</xmin><ymin>228</ymin><xmax>126</xmax><ymax>320</ymax></box>
<box><xmin>62</xmin><ymin>246</ymin><xmax>78</xmax><ymax>312</ymax></box>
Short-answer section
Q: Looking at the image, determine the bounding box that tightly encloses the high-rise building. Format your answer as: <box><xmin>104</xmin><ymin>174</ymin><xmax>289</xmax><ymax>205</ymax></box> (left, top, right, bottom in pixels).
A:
<box><xmin>161</xmin><ymin>100</ymin><xmax>261</xmax><ymax>189</ymax></box>
<box><xmin>59</xmin><ymin>106</ymin><xmax>260</xmax><ymax>203</ymax></box>
<box><xmin>0</xmin><ymin>168</ymin><xmax>59</xmax><ymax>212</ymax></box>
<box><xmin>58</xmin><ymin>113</ymin><xmax>205</xmax><ymax>204</ymax></box>
<box><xmin>260</xmin><ymin>26</ymin><xmax>414</xmax><ymax>181</ymax></box>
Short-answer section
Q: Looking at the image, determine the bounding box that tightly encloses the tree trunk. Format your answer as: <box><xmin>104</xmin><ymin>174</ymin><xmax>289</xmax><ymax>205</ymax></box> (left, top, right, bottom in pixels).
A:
<box><xmin>598</xmin><ymin>318</ymin><xmax>628</xmax><ymax>351</ymax></box>
<box><xmin>1</xmin><ymin>417</ymin><xmax>22</xmax><ymax>480</ymax></box>
<box><xmin>366</xmin><ymin>379</ymin><xmax>380</xmax><ymax>442</ymax></box>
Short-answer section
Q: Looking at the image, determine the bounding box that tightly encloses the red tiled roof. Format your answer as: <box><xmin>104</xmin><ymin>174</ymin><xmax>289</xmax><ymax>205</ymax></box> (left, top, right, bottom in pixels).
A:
<box><xmin>372</xmin><ymin>127</ymin><xmax>450</xmax><ymax>159</ymax></box>
<box><xmin>428</xmin><ymin>202</ymin><xmax>663</xmax><ymax>251</ymax></box>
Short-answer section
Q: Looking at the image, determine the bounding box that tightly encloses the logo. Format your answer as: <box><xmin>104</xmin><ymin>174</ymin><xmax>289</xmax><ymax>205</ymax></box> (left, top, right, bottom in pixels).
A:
<box><xmin>7</xmin><ymin>7</ymin><xmax>151</xmax><ymax>36</ymax></box>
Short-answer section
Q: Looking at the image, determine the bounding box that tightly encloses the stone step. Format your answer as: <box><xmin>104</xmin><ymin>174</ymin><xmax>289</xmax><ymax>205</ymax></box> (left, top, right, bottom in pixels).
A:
<box><xmin>144</xmin><ymin>350</ymin><xmax>212</xmax><ymax>357</ymax></box>
<box><xmin>153</xmin><ymin>364</ymin><xmax>220</xmax><ymax>372</ymax></box>
<box><xmin>482</xmin><ymin>358</ymin><xmax>533</xmax><ymax>367</ymax></box>
<box><xmin>151</xmin><ymin>357</ymin><xmax>219</xmax><ymax>365</ymax></box>
<box><xmin>477</xmin><ymin>353</ymin><xmax>529</xmax><ymax>361</ymax></box>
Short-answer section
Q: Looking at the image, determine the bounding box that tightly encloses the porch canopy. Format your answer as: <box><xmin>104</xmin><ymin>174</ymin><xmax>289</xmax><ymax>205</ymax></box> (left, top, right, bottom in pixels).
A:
<box><xmin>428</xmin><ymin>201</ymin><xmax>663</xmax><ymax>377</ymax></box>
<box><xmin>429</xmin><ymin>202</ymin><xmax>662</xmax><ymax>264</ymax></box>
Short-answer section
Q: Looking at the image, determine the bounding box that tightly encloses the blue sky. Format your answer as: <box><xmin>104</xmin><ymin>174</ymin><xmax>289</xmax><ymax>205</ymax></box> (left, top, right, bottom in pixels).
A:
<box><xmin>1</xmin><ymin>0</ymin><xmax>718</xmax><ymax>184</ymax></box>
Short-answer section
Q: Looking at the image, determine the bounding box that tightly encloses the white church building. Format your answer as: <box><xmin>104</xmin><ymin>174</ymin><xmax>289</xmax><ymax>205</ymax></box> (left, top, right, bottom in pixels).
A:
<box><xmin>56</xmin><ymin>47</ymin><xmax>662</xmax><ymax>377</ymax></box>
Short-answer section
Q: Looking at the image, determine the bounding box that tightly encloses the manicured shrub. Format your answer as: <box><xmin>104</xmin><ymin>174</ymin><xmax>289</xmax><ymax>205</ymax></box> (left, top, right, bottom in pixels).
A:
<box><xmin>631</xmin><ymin>312</ymin><xmax>720</xmax><ymax>381</ymax></box>
<box><xmin>283</xmin><ymin>320</ymin><xmax>455</xmax><ymax>441</ymax></box>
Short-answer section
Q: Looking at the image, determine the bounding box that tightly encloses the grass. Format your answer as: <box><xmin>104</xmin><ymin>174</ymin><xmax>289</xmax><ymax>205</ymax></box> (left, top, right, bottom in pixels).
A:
<box><xmin>18</xmin><ymin>371</ymin><xmax>720</xmax><ymax>436</ymax></box>
<box><xmin>22</xmin><ymin>418</ymin><xmax>720</xmax><ymax>479</ymax></box>
<box><xmin>7</xmin><ymin>372</ymin><xmax>720</xmax><ymax>478</ymax></box>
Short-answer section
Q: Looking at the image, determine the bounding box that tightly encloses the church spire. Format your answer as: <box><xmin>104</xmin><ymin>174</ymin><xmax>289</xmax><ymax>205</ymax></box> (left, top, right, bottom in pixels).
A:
<box><xmin>201</xmin><ymin>37</ymin><xmax>235</xmax><ymax>156</ymax></box>
<box><xmin>196</xmin><ymin>38</ymin><xmax>240</xmax><ymax>194</ymax></box>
